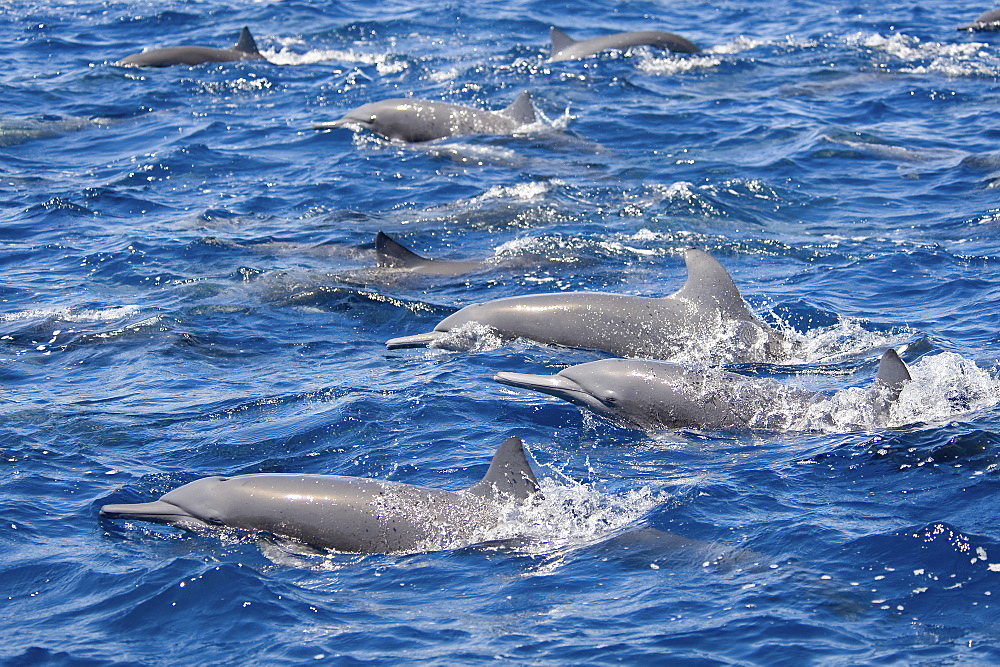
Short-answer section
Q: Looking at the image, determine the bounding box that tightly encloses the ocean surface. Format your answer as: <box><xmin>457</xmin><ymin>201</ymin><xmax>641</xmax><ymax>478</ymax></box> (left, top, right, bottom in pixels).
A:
<box><xmin>3</xmin><ymin>0</ymin><xmax>1000</xmax><ymax>663</ymax></box>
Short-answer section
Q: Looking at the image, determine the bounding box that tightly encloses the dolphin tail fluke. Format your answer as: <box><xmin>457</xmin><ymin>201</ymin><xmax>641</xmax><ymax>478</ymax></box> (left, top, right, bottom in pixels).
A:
<box><xmin>550</xmin><ymin>27</ymin><xmax>577</xmax><ymax>53</ymax></box>
<box><xmin>468</xmin><ymin>436</ymin><xmax>540</xmax><ymax>500</ymax></box>
<box><xmin>375</xmin><ymin>231</ymin><xmax>430</xmax><ymax>268</ymax></box>
<box><xmin>874</xmin><ymin>348</ymin><xmax>910</xmax><ymax>398</ymax></box>
<box><xmin>385</xmin><ymin>331</ymin><xmax>447</xmax><ymax>349</ymax></box>
<box><xmin>235</xmin><ymin>26</ymin><xmax>261</xmax><ymax>55</ymax></box>
<box><xmin>501</xmin><ymin>91</ymin><xmax>536</xmax><ymax>126</ymax></box>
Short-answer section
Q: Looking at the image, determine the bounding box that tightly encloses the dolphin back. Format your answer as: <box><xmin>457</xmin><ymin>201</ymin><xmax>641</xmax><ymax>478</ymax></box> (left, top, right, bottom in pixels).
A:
<box><xmin>467</xmin><ymin>436</ymin><xmax>540</xmax><ymax>500</ymax></box>
<box><xmin>500</xmin><ymin>91</ymin><xmax>536</xmax><ymax>126</ymax></box>
<box><xmin>672</xmin><ymin>249</ymin><xmax>756</xmax><ymax>322</ymax></box>
<box><xmin>234</xmin><ymin>26</ymin><xmax>260</xmax><ymax>55</ymax></box>
<box><xmin>874</xmin><ymin>349</ymin><xmax>911</xmax><ymax>397</ymax></box>
<box><xmin>375</xmin><ymin>231</ymin><xmax>429</xmax><ymax>268</ymax></box>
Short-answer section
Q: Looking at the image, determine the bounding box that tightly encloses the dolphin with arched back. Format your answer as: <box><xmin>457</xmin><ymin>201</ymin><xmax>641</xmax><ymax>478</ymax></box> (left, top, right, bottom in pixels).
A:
<box><xmin>118</xmin><ymin>26</ymin><xmax>264</xmax><ymax>67</ymax></box>
<box><xmin>496</xmin><ymin>350</ymin><xmax>911</xmax><ymax>431</ymax></box>
<box><xmin>101</xmin><ymin>436</ymin><xmax>539</xmax><ymax>555</ymax></box>
<box><xmin>958</xmin><ymin>9</ymin><xmax>1000</xmax><ymax>31</ymax></box>
<box><xmin>385</xmin><ymin>249</ymin><xmax>789</xmax><ymax>363</ymax></box>
<box><xmin>549</xmin><ymin>27</ymin><xmax>699</xmax><ymax>62</ymax></box>
<box><xmin>313</xmin><ymin>91</ymin><xmax>537</xmax><ymax>142</ymax></box>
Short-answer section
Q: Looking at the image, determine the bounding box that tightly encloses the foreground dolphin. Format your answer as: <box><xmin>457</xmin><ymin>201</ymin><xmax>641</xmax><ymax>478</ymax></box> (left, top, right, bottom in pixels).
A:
<box><xmin>495</xmin><ymin>350</ymin><xmax>911</xmax><ymax>431</ymax></box>
<box><xmin>549</xmin><ymin>27</ymin><xmax>699</xmax><ymax>62</ymax></box>
<box><xmin>386</xmin><ymin>249</ymin><xmax>788</xmax><ymax>363</ymax></box>
<box><xmin>313</xmin><ymin>91</ymin><xmax>537</xmax><ymax>142</ymax></box>
<box><xmin>958</xmin><ymin>9</ymin><xmax>1000</xmax><ymax>31</ymax></box>
<box><xmin>118</xmin><ymin>26</ymin><xmax>264</xmax><ymax>67</ymax></box>
<box><xmin>101</xmin><ymin>436</ymin><xmax>539</xmax><ymax>554</ymax></box>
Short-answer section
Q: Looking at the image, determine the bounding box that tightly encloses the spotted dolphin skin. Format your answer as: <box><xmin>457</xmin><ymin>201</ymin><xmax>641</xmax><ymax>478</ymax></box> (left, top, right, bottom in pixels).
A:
<box><xmin>386</xmin><ymin>249</ymin><xmax>788</xmax><ymax>363</ymax></box>
<box><xmin>495</xmin><ymin>350</ymin><xmax>911</xmax><ymax>431</ymax></box>
<box><xmin>958</xmin><ymin>9</ymin><xmax>1000</xmax><ymax>31</ymax></box>
<box><xmin>549</xmin><ymin>27</ymin><xmax>699</xmax><ymax>62</ymax></box>
<box><xmin>313</xmin><ymin>91</ymin><xmax>537</xmax><ymax>142</ymax></box>
<box><xmin>101</xmin><ymin>436</ymin><xmax>540</xmax><ymax>554</ymax></box>
<box><xmin>118</xmin><ymin>26</ymin><xmax>264</xmax><ymax>67</ymax></box>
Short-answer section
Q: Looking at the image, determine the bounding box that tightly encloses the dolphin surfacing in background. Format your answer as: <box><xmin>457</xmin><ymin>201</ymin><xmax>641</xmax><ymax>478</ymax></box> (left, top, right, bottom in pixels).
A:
<box><xmin>118</xmin><ymin>26</ymin><xmax>265</xmax><ymax>67</ymax></box>
<box><xmin>495</xmin><ymin>350</ymin><xmax>912</xmax><ymax>431</ymax></box>
<box><xmin>374</xmin><ymin>231</ymin><xmax>486</xmax><ymax>275</ymax></box>
<box><xmin>101</xmin><ymin>436</ymin><xmax>540</xmax><ymax>554</ymax></box>
<box><xmin>312</xmin><ymin>91</ymin><xmax>537</xmax><ymax>142</ymax></box>
<box><xmin>958</xmin><ymin>9</ymin><xmax>1000</xmax><ymax>31</ymax></box>
<box><xmin>386</xmin><ymin>249</ymin><xmax>788</xmax><ymax>363</ymax></box>
<box><xmin>549</xmin><ymin>27</ymin><xmax>700</xmax><ymax>62</ymax></box>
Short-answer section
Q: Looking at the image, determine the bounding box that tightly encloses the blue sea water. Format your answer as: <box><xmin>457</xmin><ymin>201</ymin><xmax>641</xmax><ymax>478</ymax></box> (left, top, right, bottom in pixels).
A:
<box><xmin>3</xmin><ymin>0</ymin><xmax>1000</xmax><ymax>662</ymax></box>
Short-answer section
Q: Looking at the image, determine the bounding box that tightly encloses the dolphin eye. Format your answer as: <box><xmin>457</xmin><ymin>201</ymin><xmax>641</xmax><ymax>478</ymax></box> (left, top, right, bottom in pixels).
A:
<box><xmin>602</xmin><ymin>391</ymin><xmax>618</xmax><ymax>405</ymax></box>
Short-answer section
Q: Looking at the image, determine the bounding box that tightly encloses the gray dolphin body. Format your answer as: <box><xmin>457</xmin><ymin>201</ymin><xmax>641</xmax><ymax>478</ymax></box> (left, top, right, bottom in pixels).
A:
<box><xmin>958</xmin><ymin>9</ymin><xmax>1000</xmax><ymax>31</ymax></box>
<box><xmin>549</xmin><ymin>27</ymin><xmax>699</xmax><ymax>62</ymax></box>
<box><xmin>101</xmin><ymin>436</ymin><xmax>539</xmax><ymax>554</ymax></box>
<box><xmin>495</xmin><ymin>350</ymin><xmax>911</xmax><ymax>431</ymax></box>
<box><xmin>374</xmin><ymin>231</ymin><xmax>485</xmax><ymax>275</ymax></box>
<box><xmin>118</xmin><ymin>27</ymin><xmax>264</xmax><ymax>67</ymax></box>
<box><xmin>313</xmin><ymin>91</ymin><xmax>537</xmax><ymax>142</ymax></box>
<box><xmin>386</xmin><ymin>249</ymin><xmax>788</xmax><ymax>363</ymax></box>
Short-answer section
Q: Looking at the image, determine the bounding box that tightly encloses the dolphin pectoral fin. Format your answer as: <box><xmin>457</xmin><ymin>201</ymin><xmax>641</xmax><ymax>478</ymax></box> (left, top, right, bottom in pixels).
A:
<box><xmin>874</xmin><ymin>348</ymin><xmax>911</xmax><ymax>398</ymax></box>
<box><xmin>234</xmin><ymin>26</ymin><xmax>260</xmax><ymax>55</ymax></box>
<box><xmin>375</xmin><ymin>231</ymin><xmax>430</xmax><ymax>268</ymax></box>
<box><xmin>101</xmin><ymin>500</ymin><xmax>205</xmax><ymax>527</ymax></box>
<box><xmin>385</xmin><ymin>331</ymin><xmax>446</xmax><ymax>349</ymax></box>
<box><xmin>501</xmin><ymin>91</ymin><xmax>536</xmax><ymax>126</ymax></box>
<box><xmin>467</xmin><ymin>436</ymin><xmax>540</xmax><ymax>500</ymax></box>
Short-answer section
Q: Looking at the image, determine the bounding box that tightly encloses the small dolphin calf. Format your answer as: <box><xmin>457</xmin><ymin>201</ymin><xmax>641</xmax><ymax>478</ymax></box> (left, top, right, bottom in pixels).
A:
<box><xmin>118</xmin><ymin>26</ymin><xmax>264</xmax><ymax>67</ymax></box>
<box><xmin>958</xmin><ymin>9</ymin><xmax>1000</xmax><ymax>31</ymax></box>
<box><xmin>386</xmin><ymin>249</ymin><xmax>788</xmax><ymax>363</ymax></box>
<box><xmin>495</xmin><ymin>350</ymin><xmax>911</xmax><ymax>431</ymax></box>
<box><xmin>549</xmin><ymin>27</ymin><xmax>699</xmax><ymax>62</ymax></box>
<box><xmin>101</xmin><ymin>436</ymin><xmax>540</xmax><ymax>554</ymax></box>
<box><xmin>313</xmin><ymin>91</ymin><xmax>537</xmax><ymax>142</ymax></box>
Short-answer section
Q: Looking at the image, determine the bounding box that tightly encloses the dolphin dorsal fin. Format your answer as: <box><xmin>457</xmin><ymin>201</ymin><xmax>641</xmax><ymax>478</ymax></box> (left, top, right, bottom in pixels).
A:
<box><xmin>501</xmin><ymin>91</ymin><xmax>536</xmax><ymax>125</ymax></box>
<box><xmin>234</xmin><ymin>27</ymin><xmax>260</xmax><ymax>55</ymax></box>
<box><xmin>375</xmin><ymin>231</ymin><xmax>429</xmax><ymax>268</ymax></box>
<box><xmin>671</xmin><ymin>249</ymin><xmax>755</xmax><ymax>321</ymax></box>
<box><xmin>550</xmin><ymin>27</ymin><xmax>577</xmax><ymax>53</ymax></box>
<box><xmin>468</xmin><ymin>436</ymin><xmax>540</xmax><ymax>501</ymax></box>
<box><xmin>874</xmin><ymin>349</ymin><xmax>910</xmax><ymax>397</ymax></box>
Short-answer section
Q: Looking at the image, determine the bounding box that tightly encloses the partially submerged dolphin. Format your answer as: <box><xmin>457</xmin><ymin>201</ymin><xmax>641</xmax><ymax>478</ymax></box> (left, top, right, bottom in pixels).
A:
<box><xmin>374</xmin><ymin>231</ymin><xmax>486</xmax><ymax>275</ymax></box>
<box><xmin>549</xmin><ymin>27</ymin><xmax>699</xmax><ymax>62</ymax></box>
<box><xmin>958</xmin><ymin>9</ymin><xmax>1000</xmax><ymax>31</ymax></box>
<box><xmin>313</xmin><ymin>91</ymin><xmax>537</xmax><ymax>142</ymax></box>
<box><xmin>101</xmin><ymin>436</ymin><xmax>540</xmax><ymax>554</ymax></box>
<box><xmin>118</xmin><ymin>26</ymin><xmax>264</xmax><ymax>67</ymax></box>
<box><xmin>495</xmin><ymin>350</ymin><xmax>911</xmax><ymax>431</ymax></box>
<box><xmin>385</xmin><ymin>249</ymin><xmax>788</xmax><ymax>363</ymax></box>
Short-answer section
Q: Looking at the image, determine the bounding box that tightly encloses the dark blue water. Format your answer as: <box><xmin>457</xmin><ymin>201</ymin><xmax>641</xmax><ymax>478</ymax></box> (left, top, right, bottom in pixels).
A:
<box><xmin>4</xmin><ymin>0</ymin><xmax>1000</xmax><ymax>663</ymax></box>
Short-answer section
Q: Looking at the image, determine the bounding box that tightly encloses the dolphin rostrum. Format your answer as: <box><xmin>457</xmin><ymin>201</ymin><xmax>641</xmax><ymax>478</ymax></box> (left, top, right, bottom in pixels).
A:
<box><xmin>385</xmin><ymin>249</ymin><xmax>788</xmax><ymax>363</ymax></box>
<box><xmin>312</xmin><ymin>91</ymin><xmax>537</xmax><ymax>142</ymax></box>
<box><xmin>549</xmin><ymin>27</ymin><xmax>700</xmax><ymax>62</ymax></box>
<box><xmin>118</xmin><ymin>26</ymin><xmax>264</xmax><ymax>67</ymax></box>
<box><xmin>958</xmin><ymin>9</ymin><xmax>1000</xmax><ymax>31</ymax></box>
<box><xmin>101</xmin><ymin>436</ymin><xmax>540</xmax><ymax>554</ymax></box>
<box><xmin>495</xmin><ymin>350</ymin><xmax>912</xmax><ymax>431</ymax></box>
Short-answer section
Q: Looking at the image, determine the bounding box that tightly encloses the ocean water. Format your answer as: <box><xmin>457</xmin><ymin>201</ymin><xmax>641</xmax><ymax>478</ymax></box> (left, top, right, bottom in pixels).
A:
<box><xmin>3</xmin><ymin>0</ymin><xmax>1000</xmax><ymax>662</ymax></box>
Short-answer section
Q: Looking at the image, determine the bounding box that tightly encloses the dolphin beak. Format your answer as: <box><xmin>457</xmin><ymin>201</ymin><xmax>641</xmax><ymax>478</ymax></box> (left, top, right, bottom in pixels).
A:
<box><xmin>495</xmin><ymin>372</ymin><xmax>597</xmax><ymax>407</ymax></box>
<box><xmin>312</xmin><ymin>119</ymin><xmax>350</xmax><ymax>130</ymax></box>
<box><xmin>101</xmin><ymin>500</ymin><xmax>202</xmax><ymax>526</ymax></box>
<box><xmin>385</xmin><ymin>331</ymin><xmax>446</xmax><ymax>349</ymax></box>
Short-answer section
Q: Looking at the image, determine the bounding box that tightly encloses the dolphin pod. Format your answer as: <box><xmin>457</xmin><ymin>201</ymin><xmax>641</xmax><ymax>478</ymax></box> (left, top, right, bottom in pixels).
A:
<box><xmin>385</xmin><ymin>248</ymin><xmax>788</xmax><ymax>363</ymax></box>
<box><xmin>548</xmin><ymin>27</ymin><xmax>700</xmax><ymax>62</ymax></box>
<box><xmin>313</xmin><ymin>91</ymin><xmax>537</xmax><ymax>142</ymax></box>
<box><xmin>118</xmin><ymin>26</ymin><xmax>264</xmax><ymax>67</ymax></box>
<box><xmin>958</xmin><ymin>9</ymin><xmax>1000</xmax><ymax>31</ymax></box>
<box><xmin>101</xmin><ymin>436</ymin><xmax>539</xmax><ymax>554</ymax></box>
<box><xmin>495</xmin><ymin>350</ymin><xmax>912</xmax><ymax>431</ymax></box>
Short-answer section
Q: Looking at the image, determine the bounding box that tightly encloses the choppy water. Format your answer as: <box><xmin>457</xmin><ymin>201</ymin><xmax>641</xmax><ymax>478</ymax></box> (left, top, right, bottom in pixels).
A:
<box><xmin>3</xmin><ymin>0</ymin><xmax>1000</xmax><ymax>663</ymax></box>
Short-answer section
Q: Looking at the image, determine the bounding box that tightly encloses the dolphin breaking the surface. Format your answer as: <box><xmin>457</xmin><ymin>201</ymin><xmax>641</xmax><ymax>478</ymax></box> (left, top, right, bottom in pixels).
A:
<box><xmin>386</xmin><ymin>249</ymin><xmax>789</xmax><ymax>363</ymax></box>
<box><xmin>958</xmin><ymin>9</ymin><xmax>1000</xmax><ymax>31</ymax></box>
<box><xmin>118</xmin><ymin>26</ymin><xmax>264</xmax><ymax>67</ymax></box>
<box><xmin>313</xmin><ymin>91</ymin><xmax>537</xmax><ymax>142</ymax></box>
<box><xmin>101</xmin><ymin>436</ymin><xmax>540</xmax><ymax>555</ymax></box>
<box><xmin>495</xmin><ymin>350</ymin><xmax>912</xmax><ymax>431</ymax></box>
<box><xmin>548</xmin><ymin>27</ymin><xmax>700</xmax><ymax>62</ymax></box>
